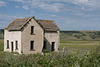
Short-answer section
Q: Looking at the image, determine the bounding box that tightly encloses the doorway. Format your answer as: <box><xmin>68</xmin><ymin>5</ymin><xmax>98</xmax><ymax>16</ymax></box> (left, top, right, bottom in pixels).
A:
<box><xmin>43</xmin><ymin>41</ymin><xmax>46</xmax><ymax>49</ymax></box>
<box><xmin>11</xmin><ymin>42</ymin><xmax>13</xmax><ymax>52</ymax></box>
<box><xmin>42</xmin><ymin>41</ymin><xmax>47</xmax><ymax>52</ymax></box>
<box><xmin>51</xmin><ymin>42</ymin><xmax>55</xmax><ymax>51</ymax></box>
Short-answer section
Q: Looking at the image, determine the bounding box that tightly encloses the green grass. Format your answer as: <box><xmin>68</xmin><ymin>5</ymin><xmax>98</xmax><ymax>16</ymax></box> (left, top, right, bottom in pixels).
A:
<box><xmin>0</xmin><ymin>48</ymin><xmax>100</xmax><ymax>67</ymax></box>
<box><xmin>60</xmin><ymin>40</ymin><xmax>100</xmax><ymax>43</ymax></box>
<box><xmin>59</xmin><ymin>44</ymin><xmax>98</xmax><ymax>49</ymax></box>
<box><xmin>59</xmin><ymin>41</ymin><xmax>100</xmax><ymax>54</ymax></box>
<box><xmin>0</xmin><ymin>39</ymin><xmax>4</xmax><ymax>51</ymax></box>
<box><xmin>0</xmin><ymin>39</ymin><xmax>100</xmax><ymax>66</ymax></box>
<box><xmin>59</xmin><ymin>41</ymin><xmax>99</xmax><ymax>49</ymax></box>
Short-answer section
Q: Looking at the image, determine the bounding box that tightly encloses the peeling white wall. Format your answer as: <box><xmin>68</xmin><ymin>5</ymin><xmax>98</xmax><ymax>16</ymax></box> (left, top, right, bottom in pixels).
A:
<box><xmin>4</xmin><ymin>30</ymin><xmax>21</xmax><ymax>54</ymax></box>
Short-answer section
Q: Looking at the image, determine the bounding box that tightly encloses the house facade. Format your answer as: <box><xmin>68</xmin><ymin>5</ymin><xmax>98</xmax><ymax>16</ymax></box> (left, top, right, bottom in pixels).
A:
<box><xmin>4</xmin><ymin>17</ymin><xmax>60</xmax><ymax>54</ymax></box>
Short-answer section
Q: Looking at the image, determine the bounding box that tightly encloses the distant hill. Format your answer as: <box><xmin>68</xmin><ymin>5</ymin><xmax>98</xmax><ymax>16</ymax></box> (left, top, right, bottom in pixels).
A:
<box><xmin>60</xmin><ymin>31</ymin><xmax>100</xmax><ymax>41</ymax></box>
<box><xmin>1</xmin><ymin>29</ymin><xmax>100</xmax><ymax>41</ymax></box>
<box><xmin>0</xmin><ymin>29</ymin><xmax>4</xmax><ymax>39</ymax></box>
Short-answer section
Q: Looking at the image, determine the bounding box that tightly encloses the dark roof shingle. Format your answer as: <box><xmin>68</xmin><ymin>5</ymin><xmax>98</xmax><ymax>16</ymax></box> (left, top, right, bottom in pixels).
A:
<box><xmin>5</xmin><ymin>17</ymin><xmax>31</xmax><ymax>30</ymax></box>
<box><xmin>37</xmin><ymin>20</ymin><xmax>60</xmax><ymax>31</ymax></box>
<box><xmin>5</xmin><ymin>17</ymin><xmax>60</xmax><ymax>31</ymax></box>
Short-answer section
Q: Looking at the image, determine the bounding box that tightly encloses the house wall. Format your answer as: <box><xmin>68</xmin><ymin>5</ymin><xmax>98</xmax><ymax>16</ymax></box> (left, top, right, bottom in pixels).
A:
<box><xmin>4</xmin><ymin>30</ymin><xmax>21</xmax><ymax>54</ymax></box>
<box><xmin>44</xmin><ymin>31</ymin><xmax>60</xmax><ymax>52</ymax></box>
<box><xmin>21</xmin><ymin>19</ymin><xmax>44</xmax><ymax>54</ymax></box>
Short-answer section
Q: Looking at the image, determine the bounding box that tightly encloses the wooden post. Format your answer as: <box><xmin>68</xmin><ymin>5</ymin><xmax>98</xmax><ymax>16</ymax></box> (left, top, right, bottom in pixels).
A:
<box><xmin>62</xmin><ymin>47</ymin><xmax>65</xmax><ymax>57</ymax></box>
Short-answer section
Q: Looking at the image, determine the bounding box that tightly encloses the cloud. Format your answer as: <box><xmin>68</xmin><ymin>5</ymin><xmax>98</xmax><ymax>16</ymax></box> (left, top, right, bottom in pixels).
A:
<box><xmin>16</xmin><ymin>6</ymin><xmax>20</xmax><ymax>8</ymax></box>
<box><xmin>30</xmin><ymin>0</ymin><xmax>66</xmax><ymax>12</ymax></box>
<box><xmin>9</xmin><ymin>0</ymin><xmax>100</xmax><ymax>13</ymax></box>
<box><xmin>10</xmin><ymin>0</ymin><xmax>24</xmax><ymax>3</ymax></box>
<box><xmin>0</xmin><ymin>14</ymin><xmax>24</xmax><ymax>28</ymax></box>
<box><xmin>1</xmin><ymin>0</ymin><xmax>100</xmax><ymax>30</ymax></box>
<box><xmin>0</xmin><ymin>1</ymin><xmax>6</xmax><ymax>7</ymax></box>
<box><xmin>22</xmin><ymin>5</ymin><xmax>29</xmax><ymax>10</ymax></box>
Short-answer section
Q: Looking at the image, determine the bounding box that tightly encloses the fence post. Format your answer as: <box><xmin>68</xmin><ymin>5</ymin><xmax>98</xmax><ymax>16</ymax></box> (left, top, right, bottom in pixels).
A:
<box><xmin>62</xmin><ymin>47</ymin><xmax>65</xmax><ymax>57</ymax></box>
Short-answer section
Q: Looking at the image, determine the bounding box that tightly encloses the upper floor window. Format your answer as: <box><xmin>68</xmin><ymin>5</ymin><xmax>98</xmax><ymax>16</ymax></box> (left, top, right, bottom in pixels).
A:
<box><xmin>31</xmin><ymin>26</ymin><xmax>34</xmax><ymax>34</ymax></box>
<box><xmin>15</xmin><ymin>41</ymin><xmax>18</xmax><ymax>50</ymax></box>
<box><xmin>7</xmin><ymin>40</ymin><xmax>9</xmax><ymax>49</ymax></box>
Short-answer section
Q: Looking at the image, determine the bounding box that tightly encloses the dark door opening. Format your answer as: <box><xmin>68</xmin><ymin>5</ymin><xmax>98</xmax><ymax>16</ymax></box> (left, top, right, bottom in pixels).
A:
<box><xmin>51</xmin><ymin>42</ymin><xmax>55</xmax><ymax>51</ymax></box>
<box><xmin>43</xmin><ymin>41</ymin><xmax>46</xmax><ymax>49</ymax></box>
<box><xmin>11</xmin><ymin>42</ymin><xmax>13</xmax><ymax>52</ymax></box>
<box><xmin>42</xmin><ymin>41</ymin><xmax>47</xmax><ymax>52</ymax></box>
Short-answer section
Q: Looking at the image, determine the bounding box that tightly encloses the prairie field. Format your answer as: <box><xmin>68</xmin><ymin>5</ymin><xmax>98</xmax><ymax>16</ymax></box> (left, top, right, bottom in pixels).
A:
<box><xmin>0</xmin><ymin>39</ymin><xmax>99</xmax><ymax>52</ymax></box>
<box><xmin>60</xmin><ymin>41</ymin><xmax>99</xmax><ymax>50</ymax></box>
<box><xmin>0</xmin><ymin>39</ymin><xmax>4</xmax><ymax>51</ymax></box>
<box><xmin>0</xmin><ymin>39</ymin><xmax>100</xmax><ymax>66</ymax></box>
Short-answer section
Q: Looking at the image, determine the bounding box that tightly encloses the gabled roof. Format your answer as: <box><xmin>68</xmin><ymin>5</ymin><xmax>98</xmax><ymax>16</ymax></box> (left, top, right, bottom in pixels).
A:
<box><xmin>5</xmin><ymin>17</ymin><xmax>33</xmax><ymax>31</ymax></box>
<box><xmin>5</xmin><ymin>17</ymin><xmax>60</xmax><ymax>31</ymax></box>
<box><xmin>37</xmin><ymin>20</ymin><xmax>60</xmax><ymax>31</ymax></box>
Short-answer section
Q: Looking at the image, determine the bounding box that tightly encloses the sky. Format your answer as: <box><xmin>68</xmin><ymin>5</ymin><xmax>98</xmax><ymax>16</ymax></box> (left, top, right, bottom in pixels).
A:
<box><xmin>0</xmin><ymin>0</ymin><xmax>100</xmax><ymax>31</ymax></box>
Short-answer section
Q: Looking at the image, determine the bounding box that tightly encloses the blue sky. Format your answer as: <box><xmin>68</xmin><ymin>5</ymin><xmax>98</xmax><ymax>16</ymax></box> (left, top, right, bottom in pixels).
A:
<box><xmin>0</xmin><ymin>0</ymin><xmax>100</xmax><ymax>31</ymax></box>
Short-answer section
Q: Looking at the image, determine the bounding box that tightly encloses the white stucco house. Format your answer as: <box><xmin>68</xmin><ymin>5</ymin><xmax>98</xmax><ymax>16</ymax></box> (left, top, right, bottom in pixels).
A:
<box><xmin>4</xmin><ymin>16</ymin><xmax>60</xmax><ymax>54</ymax></box>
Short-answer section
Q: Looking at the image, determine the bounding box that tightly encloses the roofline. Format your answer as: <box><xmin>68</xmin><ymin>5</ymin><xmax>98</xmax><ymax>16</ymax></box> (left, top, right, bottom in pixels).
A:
<box><xmin>4</xmin><ymin>16</ymin><xmax>60</xmax><ymax>31</ymax></box>
<box><xmin>20</xmin><ymin>17</ymin><xmax>34</xmax><ymax>31</ymax></box>
<box><xmin>36</xmin><ymin>19</ymin><xmax>54</xmax><ymax>22</ymax></box>
<box><xmin>36</xmin><ymin>19</ymin><xmax>60</xmax><ymax>31</ymax></box>
<box><xmin>4</xmin><ymin>16</ymin><xmax>35</xmax><ymax>30</ymax></box>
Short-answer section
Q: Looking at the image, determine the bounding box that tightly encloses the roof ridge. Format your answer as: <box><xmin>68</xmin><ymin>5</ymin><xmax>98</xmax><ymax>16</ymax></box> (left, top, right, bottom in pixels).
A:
<box><xmin>5</xmin><ymin>16</ymin><xmax>34</xmax><ymax>30</ymax></box>
<box><xmin>19</xmin><ymin>17</ymin><xmax>34</xmax><ymax>30</ymax></box>
<box><xmin>5</xmin><ymin>16</ymin><xmax>60</xmax><ymax>31</ymax></box>
<box><xmin>37</xmin><ymin>19</ymin><xmax>54</xmax><ymax>22</ymax></box>
<box><xmin>13</xmin><ymin>16</ymin><xmax>34</xmax><ymax>21</ymax></box>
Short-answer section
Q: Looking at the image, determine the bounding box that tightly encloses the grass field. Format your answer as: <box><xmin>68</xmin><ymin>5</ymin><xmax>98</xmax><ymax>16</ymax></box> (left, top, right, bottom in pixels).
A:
<box><xmin>60</xmin><ymin>41</ymin><xmax>99</xmax><ymax>49</ymax></box>
<box><xmin>0</xmin><ymin>39</ymin><xmax>4</xmax><ymax>51</ymax></box>
<box><xmin>0</xmin><ymin>39</ymin><xmax>99</xmax><ymax>52</ymax></box>
<box><xmin>0</xmin><ymin>39</ymin><xmax>100</xmax><ymax>66</ymax></box>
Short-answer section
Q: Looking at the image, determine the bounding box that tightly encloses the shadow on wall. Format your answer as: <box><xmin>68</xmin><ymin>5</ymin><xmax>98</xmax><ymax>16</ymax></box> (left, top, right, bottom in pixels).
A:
<box><xmin>42</xmin><ymin>37</ymin><xmax>55</xmax><ymax>52</ymax></box>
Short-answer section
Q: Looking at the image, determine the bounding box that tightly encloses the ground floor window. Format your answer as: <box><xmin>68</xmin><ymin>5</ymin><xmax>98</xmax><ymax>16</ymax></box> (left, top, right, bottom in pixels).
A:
<box><xmin>15</xmin><ymin>41</ymin><xmax>18</xmax><ymax>50</ymax></box>
<box><xmin>11</xmin><ymin>42</ymin><xmax>13</xmax><ymax>52</ymax></box>
<box><xmin>30</xmin><ymin>41</ymin><xmax>34</xmax><ymax>51</ymax></box>
<box><xmin>7</xmin><ymin>40</ymin><xmax>9</xmax><ymax>49</ymax></box>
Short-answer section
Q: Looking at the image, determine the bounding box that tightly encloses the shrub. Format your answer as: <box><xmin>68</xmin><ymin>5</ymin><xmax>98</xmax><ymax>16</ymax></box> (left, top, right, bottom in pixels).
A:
<box><xmin>0</xmin><ymin>46</ymin><xmax>100</xmax><ymax>67</ymax></box>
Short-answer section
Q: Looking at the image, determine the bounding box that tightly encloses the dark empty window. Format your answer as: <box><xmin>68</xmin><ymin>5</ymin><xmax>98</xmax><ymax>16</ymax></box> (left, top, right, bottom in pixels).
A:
<box><xmin>43</xmin><ymin>41</ymin><xmax>46</xmax><ymax>49</ymax></box>
<box><xmin>16</xmin><ymin>41</ymin><xmax>18</xmax><ymax>50</ymax></box>
<box><xmin>51</xmin><ymin>42</ymin><xmax>55</xmax><ymax>51</ymax></box>
<box><xmin>31</xmin><ymin>26</ymin><xmax>34</xmax><ymax>34</ymax></box>
<box><xmin>30</xmin><ymin>41</ymin><xmax>34</xmax><ymax>50</ymax></box>
<box><xmin>7</xmin><ymin>40</ymin><xmax>9</xmax><ymax>49</ymax></box>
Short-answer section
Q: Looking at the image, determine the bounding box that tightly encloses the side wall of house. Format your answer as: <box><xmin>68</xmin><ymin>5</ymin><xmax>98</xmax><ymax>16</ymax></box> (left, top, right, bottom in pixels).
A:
<box><xmin>44</xmin><ymin>31</ymin><xmax>60</xmax><ymax>51</ymax></box>
<box><xmin>21</xmin><ymin>19</ymin><xmax>44</xmax><ymax>54</ymax></box>
<box><xmin>4</xmin><ymin>30</ymin><xmax>22</xmax><ymax>54</ymax></box>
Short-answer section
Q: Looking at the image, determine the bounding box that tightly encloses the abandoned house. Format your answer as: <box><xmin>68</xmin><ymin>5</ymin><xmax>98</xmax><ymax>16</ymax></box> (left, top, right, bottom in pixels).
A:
<box><xmin>4</xmin><ymin>16</ymin><xmax>60</xmax><ymax>54</ymax></box>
